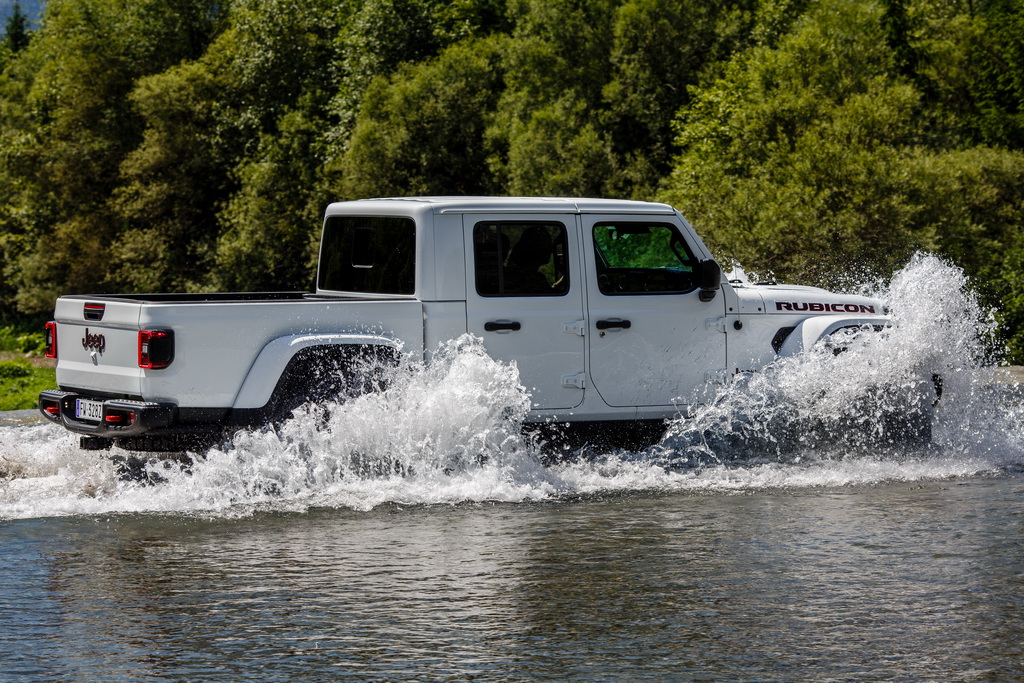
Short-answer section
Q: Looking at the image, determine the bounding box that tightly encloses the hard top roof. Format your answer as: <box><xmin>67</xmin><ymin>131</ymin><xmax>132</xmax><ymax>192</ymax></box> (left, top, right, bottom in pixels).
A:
<box><xmin>324</xmin><ymin>196</ymin><xmax>677</xmax><ymax>215</ymax></box>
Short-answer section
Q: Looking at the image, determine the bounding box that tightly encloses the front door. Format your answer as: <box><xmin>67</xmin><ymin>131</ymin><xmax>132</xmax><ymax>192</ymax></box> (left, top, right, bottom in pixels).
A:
<box><xmin>581</xmin><ymin>216</ymin><xmax>726</xmax><ymax>408</ymax></box>
<box><xmin>464</xmin><ymin>214</ymin><xmax>586</xmax><ymax>410</ymax></box>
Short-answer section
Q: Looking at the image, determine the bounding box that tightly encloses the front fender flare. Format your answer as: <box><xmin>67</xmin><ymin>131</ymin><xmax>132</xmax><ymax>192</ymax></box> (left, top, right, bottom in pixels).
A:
<box><xmin>232</xmin><ymin>333</ymin><xmax>403</xmax><ymax>410</ymax></box>
<box><xmin>776</xmin><ymin>316</ymin><xmax>890</xmax><ymax>358</ymax></box>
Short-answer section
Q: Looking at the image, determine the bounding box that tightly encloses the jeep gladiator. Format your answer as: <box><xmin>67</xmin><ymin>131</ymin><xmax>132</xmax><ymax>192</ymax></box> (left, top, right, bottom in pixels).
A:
<box><xmin>39</xmin><ymin>197</ymin><xmax>891</xmax><ymax>452</ymax></box>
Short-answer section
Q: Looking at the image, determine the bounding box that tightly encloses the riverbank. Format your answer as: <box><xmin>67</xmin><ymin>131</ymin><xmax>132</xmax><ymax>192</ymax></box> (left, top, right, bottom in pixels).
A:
<box><xmin>0</xmin><ymin>409</ymin><xmax>44</xmax><ymax>427</ymax></box>
<box><xmin>0</xmin><ymin>354</ymin><xmax>55</xmax><ymax>411</ymax></box>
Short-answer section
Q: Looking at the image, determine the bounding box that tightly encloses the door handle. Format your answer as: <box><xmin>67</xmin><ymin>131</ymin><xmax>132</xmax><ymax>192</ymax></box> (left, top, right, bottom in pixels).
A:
<box><xmin>484</xmin><ymin>321</ymin><xmax>522</xmax><ymax>332</ymax></box>
<box><xmin>596</xmin><ymin>319</ymin><xmax>631</xmax><ymax>330</ymax></box>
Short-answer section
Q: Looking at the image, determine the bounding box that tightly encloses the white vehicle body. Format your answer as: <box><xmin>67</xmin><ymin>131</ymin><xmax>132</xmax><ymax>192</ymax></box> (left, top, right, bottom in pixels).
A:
<box><xmin>39</xmin><ymin>197</ymin><xmax>887</xmax><ymax>451</ymax></box>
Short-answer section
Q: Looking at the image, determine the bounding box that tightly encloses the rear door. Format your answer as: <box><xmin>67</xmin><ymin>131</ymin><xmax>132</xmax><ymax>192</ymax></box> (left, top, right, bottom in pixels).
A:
<box><xmin>464</xmin><ymin>213</ymin><xmax>586</xmax><ymax>410</ymax></box>
<box><xmin>581</xmin><ymin>215</ymin><xmax>726</xmax><ymax>408</ymax></box>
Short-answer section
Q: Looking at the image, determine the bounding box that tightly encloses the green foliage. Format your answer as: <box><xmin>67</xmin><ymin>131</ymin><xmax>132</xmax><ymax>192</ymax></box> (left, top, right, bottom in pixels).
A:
<box><xmin>486</xmin><ymin>0</ymin><xmax>619</xmax><ymax>195</ymax></box>
<box><xmin>660</xmin><ymin>0</ymin><xmax>1024</xmax><ymax>359</ymax></box>
<box><xmin>338</xmin><ymin>35</ymin><xmax>506</xmax><ymax>198</ymax></box>
<box><xmin>0</xmin><ymin>359</ymin><xmax>30</xmax><ymax>378</ymax></box>
<box><xmin>112</xmin><ymin>45</ymin><xmax>235</xmax><ymax>292</ymax></box>
<box><xmin>0</xmin><ymin>326</ymin><xmax>44</xmax><ymax>354</ymax></box>
<box><xmin>665</xmin><ymin>2</ymin><xmax>922</xmax><ymax>279</ymax></box>
<box><xmin>996</xmin><ymin>232</ymin><xmax>1024</xmax><ymax>362</ymax></box>
<box><xmin>0</xmin><ymin>0</ymin><xmax>225</xmax><ymax>312</ymax></box>
<box><xmin>214</xmin><ymin>107</ymin><xmax>326</xmax><ymax>291</ymax></box>
<box><xmin>0</xmin><ymin>358</ymin><xmax>54</xmax><ymax>410</ymax></box>
<box><xmin>601</xmin><ymin>0</ymin><xmax>758</xmax><ymax>195</ymax></box>
<box><xmin>1</xmin><ymin>0</ymin><xmax>1024</xmax><ymax>360</ymax></box>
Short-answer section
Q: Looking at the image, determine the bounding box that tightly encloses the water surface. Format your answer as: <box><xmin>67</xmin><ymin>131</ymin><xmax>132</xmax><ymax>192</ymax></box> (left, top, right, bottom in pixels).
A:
<box><xmin>3</xmin><ymin>477</ymin><xmax>1023</xmax><ymax>681</ymax></box>
<box><xmin>2</xmin><ymin>255</ymin><xmax>1024</xmax><ymax>680</ymax></box>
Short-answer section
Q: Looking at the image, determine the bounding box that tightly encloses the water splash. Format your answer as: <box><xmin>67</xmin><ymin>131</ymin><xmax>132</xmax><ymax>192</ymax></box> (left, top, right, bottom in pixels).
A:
<box><xmin>147</xmin><ymin>335</ymin><xmax>560</xmax><ymax>513</ymax></box>
<box><xmin>2</xmin><ymin>255</ymin><xmax>1022</xmax><ymax>519</ymax></box>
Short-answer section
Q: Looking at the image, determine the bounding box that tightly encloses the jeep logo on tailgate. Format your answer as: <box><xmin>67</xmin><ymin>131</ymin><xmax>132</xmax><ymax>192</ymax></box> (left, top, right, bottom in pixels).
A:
<box><xmin>82</xmin><ymin>328</ymin><xmax>106</xmax><ymax>354</ymax></box>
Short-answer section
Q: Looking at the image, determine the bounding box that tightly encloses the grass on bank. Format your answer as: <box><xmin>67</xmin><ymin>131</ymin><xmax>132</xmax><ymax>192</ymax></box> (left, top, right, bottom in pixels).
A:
<box><xmin>0</xmin><ymin>327</ymin><xmax>54</xmax><ymax>411</ymax></box>
<box><xmin>0</xmin><ymin>358</ymin><xmax>55</xmax><ymax>411</ymax></box>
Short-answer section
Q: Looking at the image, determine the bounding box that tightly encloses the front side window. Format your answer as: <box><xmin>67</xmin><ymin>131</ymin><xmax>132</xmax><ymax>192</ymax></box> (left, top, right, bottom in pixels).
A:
<box><xmin>474</xmin><ymin>222</ymin><xmax>569</xmax><ymax>297</ymax></box>
<box><xmin>593</xmin><ymin>222</ymin><xmax>697</xmax><ymax>295</ymax></box>
<box><xmin>318</xmin><ymin>216</ymin><xmax>416</xmax><ymax>294</ymax></box>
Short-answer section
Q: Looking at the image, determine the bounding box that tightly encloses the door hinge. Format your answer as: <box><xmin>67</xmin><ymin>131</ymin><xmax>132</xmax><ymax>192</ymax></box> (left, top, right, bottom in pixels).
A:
<box><xmin>561</xmin><ymin>372</ymin><xmax>586</xmax><ymax>389</ymax></box>
<box><xmin>562</xmin><ymin>320</ymin><xmax>586</xmax><ymax>336</ymax></box>
<box><xmin>705</xmin><ymin>317</ymin><xmax>726</xmax><ymax>333</ymax></box>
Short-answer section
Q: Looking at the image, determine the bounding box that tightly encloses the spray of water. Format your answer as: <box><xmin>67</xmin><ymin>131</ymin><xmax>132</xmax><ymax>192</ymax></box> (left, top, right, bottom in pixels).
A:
<box><xmin>1</xmin><ymin>254</ymin><xmax>1022</xmax><ymax>519</ymax></box>
<box><xmin>656</xmin><ymin>253</ymin><xmax>1006</xmax><ymax>464</ymax></box>
<box><xmin>146</xmin><ymin>335</ymin><xmax>560</xmax><ymax>513</ymax></box>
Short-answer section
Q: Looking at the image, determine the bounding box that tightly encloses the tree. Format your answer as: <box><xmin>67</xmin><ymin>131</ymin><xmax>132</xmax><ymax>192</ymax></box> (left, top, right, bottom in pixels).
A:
<box><xmin>337</xmin><ymin>36</ymin><xmax>506</xmax><ymax>199</ymax></box>
<box><xmin>213</xmin><ymin>107</ymin><xmax>328</xmax><ymax>292</ymax></box>
<box><xmin>115</xmin><ymin>0</ymin><xmax>348</xmax><ymax>293</ymax></box>
<box><xmin>3</xmin><ymin>1</ymin><xmax>30</xmax><ymax>54</ymax></box>
<box><xmin>112</xmin><ymin>43</ymin><xmax>236</xmax><ymax>292</ymax></box>
<box><xmin>601</xmin><ymin>0</ymin><xmax>759</xmax><ymax>196</ymax></box>
<box><xmin>2</xmin><ymin>0</ymin><xmax>224</xmax><ymax>312</ymax></box>
<box><xmin>661</xmin><ymin>0</ymin><xmax>1024</xmax><ymax>359</ymax></box>
<box><xmin>485</xmin><ymin>0</ymin><xmax>619</xmax><ymax>195</ymax></box>
<box><xmin>662</xmin><ymin>1</ymin><xmax>931</xmax><ymax>280</ymax></box>
<box><xmin>486</xmin><ymin>0</ymin><xmax>762</xmax><ymax>198</ymax></box>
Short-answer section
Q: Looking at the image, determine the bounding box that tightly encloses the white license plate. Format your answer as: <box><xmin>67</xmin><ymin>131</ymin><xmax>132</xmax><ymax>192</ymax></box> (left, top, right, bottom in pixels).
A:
<box><xmin>75</xmin><ymin>399</ymin><xmax>104</xmax><ymax>422</ymax></box>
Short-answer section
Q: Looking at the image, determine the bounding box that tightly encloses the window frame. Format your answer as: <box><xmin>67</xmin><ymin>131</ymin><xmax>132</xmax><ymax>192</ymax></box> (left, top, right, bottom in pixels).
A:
<box><xmin>591</xmin><ymin>221</ymin><xmax>699</xmax><ymax>296</ymax></box>
<box><xmin>472</xmin><ymin>220</ymin><xmax>570</xmax><ymax>298</ymax></box>
<box><xmin>317</xmin><ymin>215</ymin><xmax>417</xmax><ymax>295</ymax></box>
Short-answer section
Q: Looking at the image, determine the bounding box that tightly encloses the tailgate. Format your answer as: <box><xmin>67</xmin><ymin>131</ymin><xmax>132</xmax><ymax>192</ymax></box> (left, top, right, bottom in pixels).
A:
<box><xmin>53</xmin><ymin>298</ymin><xmax>143</xmax><ymax>396</ymax></box>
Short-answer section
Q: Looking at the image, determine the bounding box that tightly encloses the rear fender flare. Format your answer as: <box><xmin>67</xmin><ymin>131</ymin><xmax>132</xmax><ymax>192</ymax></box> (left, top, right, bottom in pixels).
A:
<box><xmin>232</xmin><ymin>334</ymin><xmax>403</xmax><ymax>410</ymax></box>
<box><xmin>776</xmin><ymin>317</ymin><xmax>889</xmax><ymax>358</ymax></box>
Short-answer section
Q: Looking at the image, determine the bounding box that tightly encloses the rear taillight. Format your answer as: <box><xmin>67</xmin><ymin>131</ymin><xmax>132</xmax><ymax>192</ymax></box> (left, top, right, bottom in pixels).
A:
<box><xmin>138</xmin><ymin>329</ymin><xmax>174</xmax><ymax>369</ymax></box>
<box><xmin>45</xmin><ymin>322</ymin><xmax>57</xmax><ymax>359</ymax></box>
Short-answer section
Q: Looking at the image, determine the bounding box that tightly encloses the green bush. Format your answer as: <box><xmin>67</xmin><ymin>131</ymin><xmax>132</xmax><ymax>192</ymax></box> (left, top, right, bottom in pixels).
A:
<box><xmin>0</xmin><ymin>359</ymin><xmax>55</xmax><ymax>410</ymax></box>
<box><xmin>0</xmin><ymin>359</ymin><xmax>31</xmax><ymax>378</ymax></box>
<box><xmin>0</xmin><ymin>327</ymin><xmax>46</xmax><ymax>355</ymax></box>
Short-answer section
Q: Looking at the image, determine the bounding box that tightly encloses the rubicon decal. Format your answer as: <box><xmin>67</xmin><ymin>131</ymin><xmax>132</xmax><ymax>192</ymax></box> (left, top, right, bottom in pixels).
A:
<box><xmin>82</xmin><ymin>328</ymin><xmax>106</xmax><ymax>354</ymax></box>
<box><xmin>776</xmin><ymin>302</ymin><xmax>876</xmax><ymax>314</ymax></box>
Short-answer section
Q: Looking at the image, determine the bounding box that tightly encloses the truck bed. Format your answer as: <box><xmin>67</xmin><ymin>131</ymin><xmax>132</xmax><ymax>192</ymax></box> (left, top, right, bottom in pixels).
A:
<box><xmin>51</xmin><ymin>294</ymin><xmax>426</xmax><ymax>409</ymax></box>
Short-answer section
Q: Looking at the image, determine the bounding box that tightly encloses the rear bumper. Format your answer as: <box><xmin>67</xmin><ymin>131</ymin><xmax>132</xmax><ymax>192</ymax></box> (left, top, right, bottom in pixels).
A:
<box><xmin>39</xmin><ymin>389</ymin><xmax>178</xmax><ymax>437</ymax></box>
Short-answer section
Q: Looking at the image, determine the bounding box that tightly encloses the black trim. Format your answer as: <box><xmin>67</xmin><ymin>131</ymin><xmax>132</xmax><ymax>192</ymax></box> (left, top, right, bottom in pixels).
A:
<box><xmin>42</xmin><ymin>386</ymin><xmax>672</xmax><ymax>456</ymax></box>
<box><xmin>84</xmin><ymin>302</ymin><xmax>106</xmax><ymax>321</ymax></box>
<box><xmin>63</xmin><ymin>291</ymin><xmax>310</xmax><ymax>304</ymax></box>
<box><xmin>596</xmin><ymin>319</ymin><xmax>631</xmax><ymax>331</ymax></box>
<box><xmin>40</xmin><ymin>344</ymin><xmax>401</xmax><ymax>451</ymax></box>
<box><xmin>484</xmin><ymin>321</ymin><xmax>522</xmax><ymax>332</ymax></box>
<box><xmin>772</xmin><ymin>326</ymin><xmax>797</xmax><ymax>354</ymax></box>
<box><xmin>256</xmin><ymin>344</ymin><xmax>400</xmax><ymax>423</ymax></box>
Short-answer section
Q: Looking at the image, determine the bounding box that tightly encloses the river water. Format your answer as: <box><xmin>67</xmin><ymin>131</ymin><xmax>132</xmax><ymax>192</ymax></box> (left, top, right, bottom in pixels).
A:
<box><xmin>2</xmin><ymin>255</ymin><xmax>1024</xmax><ymax>681</ymax></box>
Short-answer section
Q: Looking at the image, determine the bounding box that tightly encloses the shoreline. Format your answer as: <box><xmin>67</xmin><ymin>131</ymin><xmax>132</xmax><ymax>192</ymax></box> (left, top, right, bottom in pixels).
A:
<box><xmin>0</xmin><ymin>409</ymin><xmax>45</xmax><ymax>427</ymax></box>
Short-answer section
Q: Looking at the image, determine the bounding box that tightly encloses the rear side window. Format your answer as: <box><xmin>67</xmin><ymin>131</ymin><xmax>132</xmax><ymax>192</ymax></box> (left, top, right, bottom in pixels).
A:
<box><xmin>473</xmin><ymin>222</ymin><xmax>569</xmax><ymax>297</ymax></box>
<box><xmin>593</xmin><ymin>222</ymin><xmax>697</xmax><ymax>295</ymax></box>
<box><xmin>318</xmin><ymin>216</ymin><xmax>416</xmax><ymax>294</ymax></box>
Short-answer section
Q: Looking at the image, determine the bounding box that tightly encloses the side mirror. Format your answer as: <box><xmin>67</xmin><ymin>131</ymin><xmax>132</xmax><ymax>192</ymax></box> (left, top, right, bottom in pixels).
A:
<box><xmin>697</xmin><ymin>259</ymin><xmax>721</xmax><ymax>302</ymax></box>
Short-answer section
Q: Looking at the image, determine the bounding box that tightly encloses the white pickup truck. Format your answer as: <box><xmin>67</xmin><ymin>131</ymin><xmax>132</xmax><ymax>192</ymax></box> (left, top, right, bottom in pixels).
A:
<box><xmin>39</xmin><ymin>197</ymin><xmax>897</xmax><ymax>453</ymax></box>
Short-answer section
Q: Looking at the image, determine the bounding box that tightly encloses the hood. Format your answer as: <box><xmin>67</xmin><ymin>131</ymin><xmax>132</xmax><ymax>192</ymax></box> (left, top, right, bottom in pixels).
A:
<box><xmin>732</xmin><ymin>282</ymin><xmax>886</xmax><ymax>316</ymax></box>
